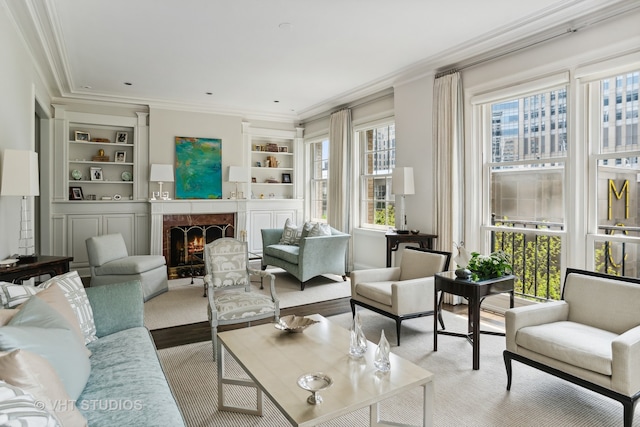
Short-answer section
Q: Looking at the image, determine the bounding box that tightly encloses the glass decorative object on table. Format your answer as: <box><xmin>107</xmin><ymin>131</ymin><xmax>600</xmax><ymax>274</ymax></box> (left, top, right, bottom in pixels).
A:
<box><xmin>349</xmin><ymin>312</ymin><xmax>367</xmax><ymax>358</ymax></box>
<box><xmin>374</xmin><ymin>330</ymin><xmax>391</xmax><ymax>372</ymax></box>
<box><xmin>151</xmin><ymin>191</ymin><xmax>160</xmax><ymax>200</ymax></box>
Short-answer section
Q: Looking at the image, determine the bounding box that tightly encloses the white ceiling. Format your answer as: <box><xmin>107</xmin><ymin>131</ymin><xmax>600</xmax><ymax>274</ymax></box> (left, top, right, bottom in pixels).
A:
<box><xmin>9</xmin><ymin>0</ymin><xmax>635</xmax><ymax>121</ymax></box>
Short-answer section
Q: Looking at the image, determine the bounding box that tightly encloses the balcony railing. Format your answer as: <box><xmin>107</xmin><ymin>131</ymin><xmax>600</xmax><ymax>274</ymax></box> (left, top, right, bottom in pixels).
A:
<box><xmin>491</xmin><ymin>216</ymin><xmax>563</xmax><ymax>301</ymax></box>
<box><xmin>491</xmin><ymin>217</ymin><xmax>639</xmax><ymax>301</ymax></box>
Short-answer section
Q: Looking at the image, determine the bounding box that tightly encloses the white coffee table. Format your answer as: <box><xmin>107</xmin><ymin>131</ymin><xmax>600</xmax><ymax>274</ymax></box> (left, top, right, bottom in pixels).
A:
<box><xmin>217</xmin><ymin>314</ymin><xmax>434</xmax><ymax>427</ymax></box>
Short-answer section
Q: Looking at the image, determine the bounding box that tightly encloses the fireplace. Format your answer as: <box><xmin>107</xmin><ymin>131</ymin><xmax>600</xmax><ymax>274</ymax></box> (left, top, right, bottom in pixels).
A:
<box><xmin>162</xmin><ymin>213</ymin><xmax>235</xmax><ymax>279</ymax></box>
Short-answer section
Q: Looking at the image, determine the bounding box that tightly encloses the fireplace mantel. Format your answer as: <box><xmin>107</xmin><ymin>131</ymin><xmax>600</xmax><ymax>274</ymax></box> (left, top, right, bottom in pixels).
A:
<box><xmin>150</xmin><ymin>200</ymin><xmax>247</xmax><ymax>255</ymax></box>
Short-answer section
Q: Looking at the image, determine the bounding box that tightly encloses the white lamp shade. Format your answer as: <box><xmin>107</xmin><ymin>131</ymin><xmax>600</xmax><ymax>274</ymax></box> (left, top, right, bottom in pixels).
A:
<box><xmin>228</xmin><ymin>166</ymin><xmax>248</xmax><ymax>183</ymax></box>
<box><xmin>150</xmin><ymin>164</ymin><xmax>174</xmax><ymax>182</ymax></box>
<box><xmin>1</xmin><ymin>150</ymin><xmax>40</xmax><ymax>196</ymax></box>
<box><xmin>392</xmin><ymin>167</ymin><xmax>415</xmax><ymax>195</ymax></box>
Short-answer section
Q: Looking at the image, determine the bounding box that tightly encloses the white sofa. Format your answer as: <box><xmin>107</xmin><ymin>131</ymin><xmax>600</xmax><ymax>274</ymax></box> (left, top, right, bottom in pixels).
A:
<box><xmin>504</xmin><ymin>268</ymin><xmax>640</xmax><ymax>427</ymax></box>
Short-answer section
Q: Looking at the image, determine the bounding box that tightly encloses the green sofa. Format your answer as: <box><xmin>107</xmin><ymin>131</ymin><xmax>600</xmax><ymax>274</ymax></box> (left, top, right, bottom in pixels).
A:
<box><xmin>0</xmin><ymin>278</ymin><xmax>185</xmax><ymax>426</ymax></box>
<box><xmin>80</xmin><ymin>281</ymin><xmax>185</xmax><ymax>426</ymax></box>
<box><xmin>261</xmin><ymin>227</ymin><xmax>350</xmax><ymax>290</ymax></box>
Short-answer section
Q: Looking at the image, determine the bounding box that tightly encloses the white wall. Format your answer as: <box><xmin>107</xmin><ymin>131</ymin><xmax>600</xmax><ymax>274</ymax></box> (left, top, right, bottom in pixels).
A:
<box><xmin>0</xmin><ymin>3</ymin><xmax>51</xmax><ymax>259</ymax></box>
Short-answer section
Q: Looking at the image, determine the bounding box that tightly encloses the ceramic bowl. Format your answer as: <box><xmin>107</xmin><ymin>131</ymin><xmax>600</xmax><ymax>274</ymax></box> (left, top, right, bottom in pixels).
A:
<box><xmin>410</xmin><ymin>229</ymin><xmax>420</xmax><ymax>235</ymax></box>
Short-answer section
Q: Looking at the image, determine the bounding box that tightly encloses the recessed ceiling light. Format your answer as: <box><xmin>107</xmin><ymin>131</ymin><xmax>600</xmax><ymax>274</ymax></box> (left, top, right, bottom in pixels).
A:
<box><xmin>82</xmin><ymin>85</ymin><xmax>92</xmax><ymax>89</ymax></box>
<box><xmin>274</xmin><ymin>100</ymin><xmax>280</xmax><ymax>103</ymax></box>
<box><xmin>278</xmin><ymin>22</ymin><xmax>292</xmax><ymax>31</ymax></box>
<box><xmin>206</xmin><ymin>92</ymin><xmax>213</xmax><ymax>95</ymax></box>
<box><xmin>124</xmin><ymin>82</ymin><xmax>133</xmax><ymax>86</ymax></box>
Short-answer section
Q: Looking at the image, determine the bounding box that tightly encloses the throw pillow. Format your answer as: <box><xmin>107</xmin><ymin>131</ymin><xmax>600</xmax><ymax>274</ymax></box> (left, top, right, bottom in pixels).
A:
<box><xmin>0</xmin><ymin>309</ymin><xmax>19</xmax><ymax>326</ymax></box>
<box><xmin>0</xmin><ymin>296</ymin><xmax>91</xmax><ymax>400</ymax></box>
<box><xmin>307</xmin><ymin>222</ymin><xmax>332</xmax><ymax>237</ymax></box>
<box><xmin>279</xmin><ymin>218</ymin><xmax>301</xmax><ymax>245</ymax></box>
<box><xmin>298</xmin><ymin>221</ymin><xmax>316</xmax><ymax>242</ymax></box>
<box><xmin>0</xmin><ymin>349</ymin><xmax>87</xmax><ymax>427</ymax></box>
<box><xmin>41</xmin><ymin>271</ymin><xmax>97</xmax><ymax>344</ymax></box>
<box><xmin>0</xmin><ymin>282</ymin><xmax>40</xmax><ymax>308</ymax></box>
<box><xmin>0</xmin><ymin>380</ymin><xmax>60</xmax><ymax>427</ymax></box>
<box><xmin>35</xmin><ymin>285</ymin><xmax>88</xmax><ymax>354</ymax></box>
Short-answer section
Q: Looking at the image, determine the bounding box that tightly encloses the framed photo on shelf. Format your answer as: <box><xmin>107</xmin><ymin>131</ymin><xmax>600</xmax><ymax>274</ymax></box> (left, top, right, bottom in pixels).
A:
<box><xmin>251</xmin><ymin>177</ymin><xmax>257</xmax><ymax>183</ymax></box>
<box><xmin>74</xmin><ymin>131</ymin><xmax>90</xmax><ymax>142</ymax></box>
<box><xmin>282</xmin><ymin>173</ymin><xmax>291</xmax><ymax>183</ymax></box>
<box><xmin>278</xmin><ymin>146</ymin><xmax>288</xmax><ymax>153</ymax></box>
<box><xmin>90</xmin><ymin>167</ymin><xmax>103</xmax><ymax>181</ymax></box>
<box><xmin>69</xmin><ymin>186</ymin><xmax>84</xmax><ymax>200</ymax></box>
<box><xmin>114</xmin><ymin>151</ymin><xmax>126</xmax><ymax>163</ymax></box>
<box><xmin>115</xmin><ymin>131</ymin><xmax>128</xmax><ymax>143</ymax></box>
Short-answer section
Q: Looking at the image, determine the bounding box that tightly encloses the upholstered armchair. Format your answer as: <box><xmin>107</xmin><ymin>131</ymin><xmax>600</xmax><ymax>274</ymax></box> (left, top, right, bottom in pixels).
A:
<box><xmin>504</xmin><ymin>268</ymin><xmax>640</xmax><ymax>427</ymax></box>
<box><xmin>350</xmin><ymin>247</ymin><xmax>452</xmax><ymax>345</ymax></box>
<box><xmin>85</xmin><ymin>233</ymin><xmax>168</xmax><ymax>302</ymax></box>
<box><xmin>204</xmin><ymin>238</ymin><xmax>279</xmax><ymax>361</ymax></box>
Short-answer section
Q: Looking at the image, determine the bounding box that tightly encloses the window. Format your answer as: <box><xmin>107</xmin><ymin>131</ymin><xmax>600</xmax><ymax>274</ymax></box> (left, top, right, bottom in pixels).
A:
<box><xmin>358</xmin><ymin>123</ymin><xmax>396</xmax><ymax>229</ymax></box>
<box><xmin>588</xmin><ymin>70</ymin><xmax>640</xmax><ymax>276</ymax></box>
<box><xmin>482</xmin><ymin>85</ymin><xmax>568</xmax><ymax>300</ymax></box>
<box><xmin>309</xmin><ymin>138</ymin><xmax>329</xmax><ymax>222</ymax></box>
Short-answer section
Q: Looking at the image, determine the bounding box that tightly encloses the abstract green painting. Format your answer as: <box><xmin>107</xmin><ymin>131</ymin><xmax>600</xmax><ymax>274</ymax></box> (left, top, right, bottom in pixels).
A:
<box><xmin>175</xmin><ymin>136</ymin><xmax>222</xmax><ymax>199</ymax></box>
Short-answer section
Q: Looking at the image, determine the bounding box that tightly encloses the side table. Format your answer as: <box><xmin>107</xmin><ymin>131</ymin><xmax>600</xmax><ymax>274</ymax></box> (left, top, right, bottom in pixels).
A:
<box><xmin>0</xmin><ymin>255</ymin><xmax>73</xmax><ymax>284</ymax></box>
<box><xmin>434</xmin><ymin>271</ymin><xmax>514</xmax><ymax>370</ymax></box>
<box><xmin>385</xmin><ymin>231</ymin><xmax>437</xmax><ymax>267</ymax></box>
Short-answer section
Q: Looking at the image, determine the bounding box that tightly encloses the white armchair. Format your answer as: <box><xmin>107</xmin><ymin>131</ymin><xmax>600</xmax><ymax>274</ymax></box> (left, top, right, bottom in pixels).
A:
<box><xmin>504</xmin><ymin>268</ymin><xmax>640</xmax><ymax>427</ymax></box>
<box><xmin>350</xmin><ymin>247</ymin><xmax>451</xmax><ymax>345</ymax></box>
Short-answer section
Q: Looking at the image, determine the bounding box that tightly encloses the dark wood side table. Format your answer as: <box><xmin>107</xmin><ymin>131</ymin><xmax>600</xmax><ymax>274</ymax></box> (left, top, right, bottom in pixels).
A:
<box><xmin>385</xmin><ymin>231</ymin><xmax>437</xmax><ymax>267</ymax></box>
<box><xmin>434</xmin><ymin>271</ymin><xmax>514</xmax><ymax>370</ymax></box>
<box><xmin>0</xmin><ymin>256</ymin><xmax>73</xmax><ymax>284</ymax></box>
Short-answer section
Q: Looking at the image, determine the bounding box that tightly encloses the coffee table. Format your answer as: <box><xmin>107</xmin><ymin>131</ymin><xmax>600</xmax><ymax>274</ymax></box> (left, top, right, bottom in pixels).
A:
<box><xmin>217</xmin><ymin>314</ymin><xmax>434</xmax><ymax>427</ymax></box>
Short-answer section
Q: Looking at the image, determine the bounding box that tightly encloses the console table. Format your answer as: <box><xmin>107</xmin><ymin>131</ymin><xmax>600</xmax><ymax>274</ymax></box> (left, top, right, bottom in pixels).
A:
<box><xmin>385</xmin><ymin>231</ymin><xmax>437</xmax><ymax>267</ymax></box>
<box><xmin>0</xmin><ymin>256</ymin><xmax>73</xmax><ymax>284</ymax></box>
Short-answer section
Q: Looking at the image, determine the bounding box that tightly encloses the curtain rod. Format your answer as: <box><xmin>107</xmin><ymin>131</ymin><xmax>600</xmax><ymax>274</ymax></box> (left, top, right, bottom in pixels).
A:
<box><xmin>436</xmin><ymin>3</ymin><xmax>638</xmax><ymax>78</ymax></box>
<box><xmin>300</xmin><ymin>90</ymin><xmax>393</xmax><ymax>126</ymax></box>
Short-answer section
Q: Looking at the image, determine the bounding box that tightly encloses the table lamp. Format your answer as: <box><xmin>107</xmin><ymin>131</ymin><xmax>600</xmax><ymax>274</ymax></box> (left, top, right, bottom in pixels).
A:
<box><xmin>228</xmin><ymin>166</ymin><xmax>248</xmax><ymax>199</ymax></box>
<box><xmin>1</xmin><ymin>149</ymin><xmax>40</xmax><ymax>260</ymax></box>
<box><xmin>392</xmin><ymin>167</ymin><xmax>414</xmax><ymax>234</ymax></box>
<box><xmin>150</xmin><ymin>164</ymin><xmax>174</xmax><ymax>200</ymax></box>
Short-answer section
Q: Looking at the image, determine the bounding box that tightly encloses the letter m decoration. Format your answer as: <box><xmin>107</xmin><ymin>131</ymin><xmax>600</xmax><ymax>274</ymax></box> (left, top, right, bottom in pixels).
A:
<box><xmin>608</xmin><ymin>179</ymin><xmax>629</xmax><ymax>221</ymax></box>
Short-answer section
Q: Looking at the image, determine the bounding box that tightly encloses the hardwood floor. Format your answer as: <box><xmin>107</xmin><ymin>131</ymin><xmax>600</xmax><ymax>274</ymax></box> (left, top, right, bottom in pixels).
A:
<box><xmin>151</xmin><ymin>297</ymin><xmax>506</xmax><ymax>349</ymax></box>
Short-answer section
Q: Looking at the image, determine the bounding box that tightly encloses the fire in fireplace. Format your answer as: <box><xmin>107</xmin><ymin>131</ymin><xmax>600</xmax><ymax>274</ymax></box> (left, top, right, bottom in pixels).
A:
<box><xmin>162</xmin><ymin>213</ymin><xmax>235</xmax><ymax>279</ymax></box>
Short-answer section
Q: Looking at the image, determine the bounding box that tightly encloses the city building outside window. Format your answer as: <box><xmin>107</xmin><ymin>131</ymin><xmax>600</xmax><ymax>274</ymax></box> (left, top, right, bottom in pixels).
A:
<box><xmin>483</xmin><ymin>85</ymin><xmax>568</xmax><ymax>300</ymax></box>
<box><xmin>309</xmin><ymin>138</ymin><xmax>329</xmax><ymax>222</ymax></box>
<box><xmin>358</xmin><ymin>123</ymin><xmax>396</xmax><ymax>229</ymax></box>
<box><xmin>588</xmin><ymin>70</ymin><xmax>639</xmax><ymax>277</ymax></box>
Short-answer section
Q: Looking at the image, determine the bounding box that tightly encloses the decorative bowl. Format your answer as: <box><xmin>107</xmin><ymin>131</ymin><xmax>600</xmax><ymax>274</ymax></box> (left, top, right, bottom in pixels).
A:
<box><xmin>297</xmin><ymin>372</ymin><xmax>333</xmax><ymax>404</ymax></box>
<box><xmin>410</xmin><ymin>229</ymin><xmax>420</xmax><ymax>235</ymax></box>
<box><xmin>275</xmin><ymin>315</ymin><xmax>319</xmax><ymax>333</ymax></box>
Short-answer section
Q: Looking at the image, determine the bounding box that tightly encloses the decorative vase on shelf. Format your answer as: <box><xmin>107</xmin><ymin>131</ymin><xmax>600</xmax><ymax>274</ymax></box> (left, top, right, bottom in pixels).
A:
<box><xmin>349</xmin><ymin>312</ymin><xmax>367</xmax><ymax>358</ymax></box>
<box><xmin>374</xmin><ymin>330</ymin><xmax>391</xmax><ymax>372</ymax></box>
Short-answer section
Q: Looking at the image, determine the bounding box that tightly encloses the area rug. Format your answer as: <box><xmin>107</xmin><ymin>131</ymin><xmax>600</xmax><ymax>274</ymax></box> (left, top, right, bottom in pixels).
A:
<box><xmin>144</xmin><ymin>269</ymin><xmax>350</xmax><ymax>330</ymax></box>
<box><xmin>157</xmin><ymin>310</ymin><xmax>638</xmax><ymax>427</ymax></box>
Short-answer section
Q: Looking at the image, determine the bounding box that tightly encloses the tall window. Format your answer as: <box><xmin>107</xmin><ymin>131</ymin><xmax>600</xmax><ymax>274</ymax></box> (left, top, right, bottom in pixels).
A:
<box><xmin>483</xmin><ymin>85</ymin><xmax>567</xmax><ymax>300</ymax></box>
<box><xmin>309</xmin><ymin>138</ymin><xmax>329</xmax><ymax>222</ymax></box>
<box><xmin>588</xmin><ymin>70</ymin><xmax>640</xmax><ymax>277</ymax></box>
<box><xmin>359</xmin><ymin>123</ymin><xmax>396</xmax><ymax>229</ymax></box>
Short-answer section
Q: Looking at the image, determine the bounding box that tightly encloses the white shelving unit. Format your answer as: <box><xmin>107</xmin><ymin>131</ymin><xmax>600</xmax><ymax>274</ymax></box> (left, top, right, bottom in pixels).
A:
<box><xmin>250</xmin><ymin>140</ymin><xmax>294</xmax><ymax>200</ymax></box>
<box><xmin>67</xmin><ymin>124</ymin><xmax>135</xmax><ymax>201</ymax></box>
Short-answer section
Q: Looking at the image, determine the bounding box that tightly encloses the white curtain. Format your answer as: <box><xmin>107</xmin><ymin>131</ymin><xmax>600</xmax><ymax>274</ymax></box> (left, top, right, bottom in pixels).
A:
<box><xmin>328</xmin><ymin>108</ymin><xmax>355</xmax><ymax>271</ymax></box>
<box><xmin>433</xmin><ymin>71</ymin><xmax>465</xmax><ymax>304</ymax></box>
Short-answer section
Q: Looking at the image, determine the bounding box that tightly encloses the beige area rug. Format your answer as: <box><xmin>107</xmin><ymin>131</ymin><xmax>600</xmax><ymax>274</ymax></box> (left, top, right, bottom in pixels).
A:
<box><xmin>144</xmin><ymin>269</ymin><xmax>350</xmax><ymax>330</ymax></box>
<box><xmin>158</xmin><ymin>310</ymin><xmax>639</xmax><ymax>427</ymax></box>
